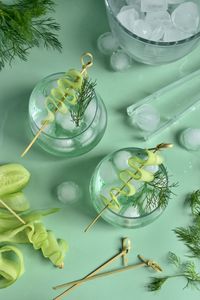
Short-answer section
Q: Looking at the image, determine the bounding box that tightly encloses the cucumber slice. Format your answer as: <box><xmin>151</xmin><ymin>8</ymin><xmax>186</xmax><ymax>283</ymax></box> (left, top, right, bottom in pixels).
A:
<box><xmin>0</xmin><ymin>164</ymin><xmax>30</xmax><ymax>197</ymax></box>
<box><xmin>0</xmin><ymin>192</ymin><xmax>30</xmax><ymax>212</ymax></box>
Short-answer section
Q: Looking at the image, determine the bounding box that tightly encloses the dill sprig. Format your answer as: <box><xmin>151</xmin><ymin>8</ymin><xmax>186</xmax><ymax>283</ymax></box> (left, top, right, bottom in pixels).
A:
<box><xmin>143</xmin><ymin>169</ymin><xmax>177</xmax><ymax>212</ymax></box>
<box><xmin>174</xmin><ymin>190</ymin><xmax>200</xmax><ymax>258</ymax></box>
<box><xmin>0</xmin><ymin>0</ymin><xmax>61</xmax><ymax>69</ymax></box>
<box><xmin>148</xmin><ymin>252</ymin><xmax>200</xmax><ymax>291</ymax></box>
<box><xmin>70</xmin><ymin>78</ymin><xmax>96</xmax><ymax>127</ymax></box>
<box><xmin>174</xmin><ymin>217</ymin><xmax>200</xmax><ymax>258</ymax></box>
<box><xmin>188</xmin><ymin>190</ymin><xmax>200</xmax><ymax>216</ymax></box>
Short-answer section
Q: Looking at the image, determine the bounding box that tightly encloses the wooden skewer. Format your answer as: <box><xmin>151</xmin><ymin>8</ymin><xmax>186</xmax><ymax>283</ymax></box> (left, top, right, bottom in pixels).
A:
<box><xmin>0</xmin><ymin>199</ymin><xmax>26</xmax><ymax>224</ymax></box>
<box><xmin>84</xmin><ymin>143</ymin><xmax>173</xmax><ymax>232</ymax></box>
<box><xmin>53</xmin><ymin>254</ymin><xmax>162</xmax><ymax>290</ymax></box>
<box><xmin>53</xmin><ymin>238</ymin><xmax>131</xmax><ymax>300</ymax></box>
<box><xmin>21</xmin><ymin>120</ymin><xmax>49</xmax><ymax>157</ymax></box>
<box><xmin>21</xmin><ymin>52</ymin><xmax>93</xmax><ymax>157</ymax></box>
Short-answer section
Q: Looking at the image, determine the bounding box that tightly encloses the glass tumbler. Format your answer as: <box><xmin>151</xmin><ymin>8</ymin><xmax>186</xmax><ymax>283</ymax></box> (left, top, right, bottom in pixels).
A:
<box><xmin>28</xmin><ymin>72</ymin><xmax>107</xmax><ymax>157</ymax></box>
<box><xmin>90</xmin><ymin>147</ymin><xmax>168</xmax><ymax>229</ymax></box>
<box><xmin>105</xmin><ymin>0</ymin><xmax>200</xmax><ymax>65</ymax></box>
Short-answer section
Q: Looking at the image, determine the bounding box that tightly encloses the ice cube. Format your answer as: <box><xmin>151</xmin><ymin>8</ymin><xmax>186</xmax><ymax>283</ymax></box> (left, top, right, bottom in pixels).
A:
<box><xmin>126</xmin><ymin>0</ymin><xmax>141</xmax><ymax>7</ymax></box>
<box><xmin>78</xmin><ymin>128</ymin><xmax>94</xmax><ymax>146</ymax></box>
<box><xmin>110</xmin><ymin>50</ymin><xmax>132</xmax><ymax>71</ymax></box>
<box><xmin>141</xmin><ymin>0</ymin><xmax>168</xmax><ymax>12</ymax></box>
<box><xmin>145</xmin><ymin>11</ymin><xmax>171</xmax><ymax>41</ymax></box>
<box><xmin>99</xmin><ymin>160</ymin><xmax>119</xmax><ymax>184</ymax></box>
<box><xmin>132</xmin><ymin>104</ymin><xmax>160</xmax><ymax>132</ymax></box>
<box><xmin>34</xmin><ymin>111</ymin><xmax>55</xmax><ymax>135</ymax></box>
<box><xmin>43</xmin><ymin>123</ymin><xmax>56</xmax><ymax>136</ymax></box>
<box><xmin>171</xmin><ymin>2</ymin><xmax>199</xmax><ymax>34</ymax></box>
<box><xmin>150</xmin><ymin>27</ymin><xmax>165</xmax><ymax>41</ymax></box>
<box><xmin>168</xmin><ymin>0</ymin><xmax>185</xmax><ymax>3</ymax></box>
<box><xmin>113</xmin><ymin>151</ymin><xmax>132</xmax><ymax>170</ymax></box>
<box><xmin>145</xmin><ymin>11</ymin><xmax>172</xmax><ymax>29</ymax></box>
<box><xmin>84</xmin><ymin>99</ymin><xmax>97</xmax><ymax>124</ymax></box>
<box><xmin>163</xmin><ymin>26</ymin><xmax>192</xmax><ymax>42</ymax></box>
<box><xmin>123</xmin><ymin>206</ymin><xmax>140</xmax><ymax>217</ymax></box>
<box><xmin>123</xmin><ymin>0</ymin><xmax>142</xmax><ymax>15</ymax></box>
<box><xmin>180</xmin><ymin>128</ymin><xmax>200</xmax><ymax>151</ymax></box>
<box><xmin>132</xmin><ymin>19</ymin><xmax>153</xmax><ymax>39</ymax></box>
<box><xmin>53</xmin><ymin>138</ymin><xmax>74</xmax><ymax>151</ymax></box>
<box><xmin>57</xmin><ymin>181</ymin><xmax>82</xmax><ymax>204</ymax></box>
<box><xmin>117</xmin><ymin>7</ymin><xmax>139</xmax><ymax>32</ymax></box>
<box><xmin>34</xmin><ymin>93</ymin><xmax>46</xmax><ymax>111</ymax></box>
<box><xmin>56</xmin><ymin>112</ymin><xmax>76</xmax><ymax>131</ymax></box>
<box><xmin>144</xmin><ymin>165</ymin><xmax>159</xmax><ymax>173</ymax></box>
<box><xmin>97</xmin><ymin>32</ymin><xmax>119</xmax><ymax>55</ymax></box>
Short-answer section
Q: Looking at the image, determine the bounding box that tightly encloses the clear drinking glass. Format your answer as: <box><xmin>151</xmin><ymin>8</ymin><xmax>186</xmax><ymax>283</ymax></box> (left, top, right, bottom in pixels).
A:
<box><xmin>90</xmin><ymin>147</ymin><xmax>168</xmax><ymax>229</ymax></box>
<box><xmin>29</xmin><ymin>72</ymin><xmax>107</xmax><ymax>157</ymax></box>
<box><xmin>105</xmin><ymin>0</ymin><xmax>200</xmax><ymax>65</ymax></box>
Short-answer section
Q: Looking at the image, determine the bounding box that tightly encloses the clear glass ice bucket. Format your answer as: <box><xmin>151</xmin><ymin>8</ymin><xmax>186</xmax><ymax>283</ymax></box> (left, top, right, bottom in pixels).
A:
<box><xmin>29</xmin><ymin>73</ymin><xmax>107</xmax><ymax>157</ymax></box>
<box><xmin>90</xmin><ymin>147</ymin><xmax>168</xmax><ymax>229</ymax></box>
<box><xmin>105</xmin><ymin>0</ymin><xmax>200</xmax><ymax>65</ymax></box>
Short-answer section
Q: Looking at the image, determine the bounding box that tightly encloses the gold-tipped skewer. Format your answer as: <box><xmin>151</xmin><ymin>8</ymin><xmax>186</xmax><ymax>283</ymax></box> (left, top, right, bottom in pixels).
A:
<box><xmin>21</xmin><ymin>52</ymin><xmax>93</xmax><ymax>158</ymax></box>
<box><xmin>53</xmin><ymin>254</ymin><xmax>162</xmax><ymax>290</ymax></box>
<box><xmin>53</xmin><ymin>238</ymin><xmax>131</xmax><ymax>300</ymax></box>
<box><xmin>0</xmin><ymin>199</ymin><xmax>26</xmax><ymax>224</ymax></box>
<box><xmin>84</xmin><ymin>143</ymin><xmax>173</xmax><ymax>232</ymax></box>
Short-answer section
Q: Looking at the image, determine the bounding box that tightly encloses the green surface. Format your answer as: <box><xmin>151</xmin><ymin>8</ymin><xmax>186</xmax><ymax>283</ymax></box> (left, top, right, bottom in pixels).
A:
<box><xmin>1</xmin><ymin>0</ymin><xmax>200</xmax><ymax>299</ymax></box>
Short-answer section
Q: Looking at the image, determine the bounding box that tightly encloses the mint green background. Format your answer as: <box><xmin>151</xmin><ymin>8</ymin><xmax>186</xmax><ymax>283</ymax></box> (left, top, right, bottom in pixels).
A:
<box><xmin>1</xmin><ymin>1</ymin><xmax>200</xmax><ymax>299</ymax></box>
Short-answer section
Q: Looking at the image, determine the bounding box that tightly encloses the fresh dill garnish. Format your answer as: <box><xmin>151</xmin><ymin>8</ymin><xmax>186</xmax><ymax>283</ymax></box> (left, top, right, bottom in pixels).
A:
<box><xmin>188</xmin><ymin>190</ymin><xmax>200</xmax><ymax>216</ymax></box>
<box><xmin>174</xmin><ymin>217</ymin><xmax>200</xmax><ymax>258</ymax></box>
<box><xmin>174</xmin><ymin>190</ymin><xmax>200</xmax><ymax>258</ymax></box>
<box><xmin>70</xmin><ymin>78</ymin><xmax>96</xmax><ymax>127</ymax></box>
<box><xmin>0</xmin><ymin>0</ymin><xmax>61</xmax><ymax>69</ymax></box>
<box><xmin>142</xmin><ymin>169</ymin><xmax>177</xmax><ymax>212</ymax></box>
<box><xmin>148</xmin><ymin>252</ymin><xmax>200</xmax><ymax>291</ymax></box>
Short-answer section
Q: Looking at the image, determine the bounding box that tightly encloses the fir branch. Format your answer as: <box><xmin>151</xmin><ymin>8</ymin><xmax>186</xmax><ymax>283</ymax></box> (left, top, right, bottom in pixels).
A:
<box><xmin>0</xmin><ymin>0</ymin><xmax>61</xmax><ymax>69</ymax></box>
<box><xmin>70</xmin><ymin>78</ymin><xmax>96</xmax><ymax>127</ymax></box>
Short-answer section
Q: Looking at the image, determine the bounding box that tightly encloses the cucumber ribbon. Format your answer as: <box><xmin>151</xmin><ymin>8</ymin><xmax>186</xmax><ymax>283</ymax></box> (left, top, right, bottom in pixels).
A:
<box><xmin>0</xmin><ymin>208</ymin><xmax>68</xmax><ymax>268</ymax></box>
<box><xmin>0</xmin><ymin>245</ymin><xmax>24</xmax><ymax>288</ymax></box>
<box><xmin>101</xmin><ymin>150</ymin><xmax>163</xmax><ymax>209</ymax></box>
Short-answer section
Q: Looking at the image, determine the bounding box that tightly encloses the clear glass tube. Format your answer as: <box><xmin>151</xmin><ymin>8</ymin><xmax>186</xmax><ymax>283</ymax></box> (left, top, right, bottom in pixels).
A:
<box><xmin>127</xmin><ymin>69</ymin><xmax>200</xmax><ymax>140</ymax></box>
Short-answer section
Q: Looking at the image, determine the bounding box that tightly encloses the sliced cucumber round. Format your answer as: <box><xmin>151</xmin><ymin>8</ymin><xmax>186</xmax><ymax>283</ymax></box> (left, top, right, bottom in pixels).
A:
<box><xmin>0</xmin><ymin>164</ymin><xmax>30</xmax><ymax>197</ymax></box>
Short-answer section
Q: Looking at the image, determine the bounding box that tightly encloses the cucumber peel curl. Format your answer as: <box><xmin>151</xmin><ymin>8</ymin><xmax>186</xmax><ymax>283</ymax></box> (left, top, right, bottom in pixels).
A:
<box><xmin>0</xmin><ymin>163</ymin><xmax>68</xmax><ymax>288</ymax></box>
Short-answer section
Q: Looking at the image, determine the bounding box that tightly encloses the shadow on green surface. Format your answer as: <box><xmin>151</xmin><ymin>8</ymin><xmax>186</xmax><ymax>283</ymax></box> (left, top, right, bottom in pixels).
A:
<box><xmin>50</xmin><ymin>153</ymin><xmax>107</xmax><ymax>218</ymax></box>
<box><xmin>0</xmin><ymin>88</ymin><xmax>31</xmax><ymax>150</ymax></box>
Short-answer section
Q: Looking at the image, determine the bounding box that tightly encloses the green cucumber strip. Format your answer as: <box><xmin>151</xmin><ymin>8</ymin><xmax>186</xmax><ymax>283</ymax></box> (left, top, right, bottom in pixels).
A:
<box><xmin>0</xmin><ymin>164</ymin><xmax>30</xmax><ymax>197</ymax></box>
<box><xmin>0</xmin><ymin>208</ymin><xmax>67</xmax><ymax>267</ymax></box>
<box><xmin>0</xmin><ymin>192</ymin><xmax>30</xmax><ymax>212</ymax></box>
<box><xmin>0</xmin><ymin>245</ymin><xmax>24</xmax><ymax>288</ymax></box>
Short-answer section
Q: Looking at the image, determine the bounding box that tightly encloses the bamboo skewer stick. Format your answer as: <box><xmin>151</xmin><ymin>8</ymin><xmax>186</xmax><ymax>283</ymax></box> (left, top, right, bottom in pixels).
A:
<box><xmin>0</xmin><ymin>199</ymin><xmax>26</xmax><ymax>224</ymax></box>
<box><xmin>21</xmin><ymin>52</ymin><xmax>93</xmax><ymax>157</ymax></box>
<box><xmin>84</xmin><ymin>143</ymin><xmax>173</xmax><ymax>232</ymax></box>
<box><xmin>53</xmin><ymin>254</ymin><xmax>162</xmax><ymax>290</ymax></box>
<box><xmin>53</xmin><ymin>238</ymin><xmax>131</xmax><ymax>300</ymax></box>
